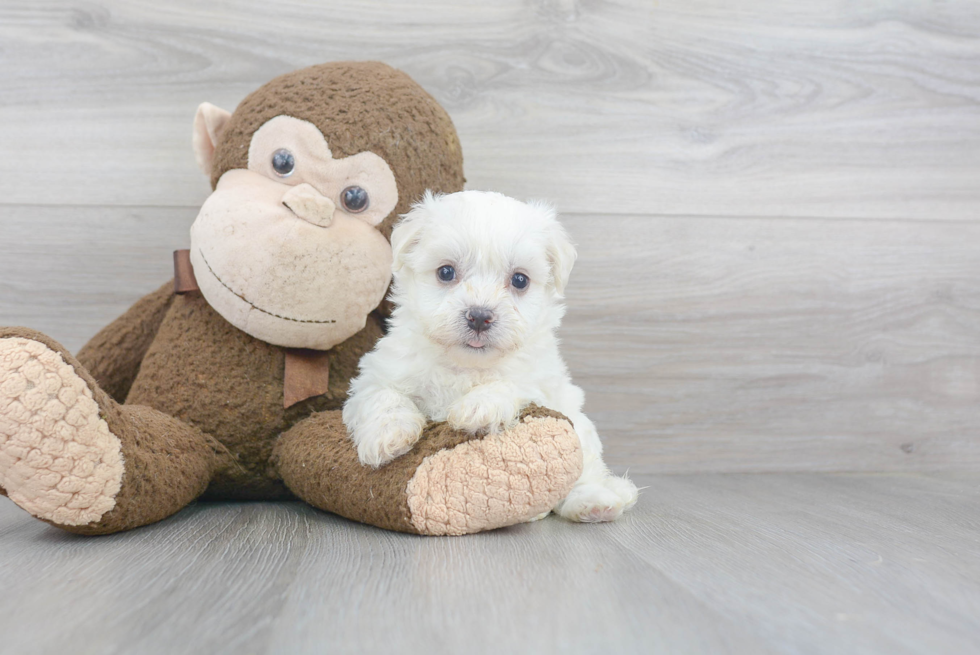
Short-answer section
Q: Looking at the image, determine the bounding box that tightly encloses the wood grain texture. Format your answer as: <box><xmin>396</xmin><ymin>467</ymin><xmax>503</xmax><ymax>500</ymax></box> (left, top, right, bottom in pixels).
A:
<box><xmin>1</xmin><ymin>3</ymin><xmax>979</xmax><ymax>653</ymax></box>
<box><xmin>561</xmin><ymin>213</ymin><xmax>980</xmax><ymax>473</ymax></box>
<box><xmin>1</xmin><ymin>0</ymin><xmax>977</xmax><ymax>472</ymax></box>
<box><xmin>1</xmin><ymin>472</ymin><xmax>978</xmax><ymax>655</ymax></box>
<box><xmin>0</xmin><ymin>0</ymin><xmax>978</xmax><ymax>217</ymax></box>
<box><xmin>0</xmin><ymin>206</ymin><xmax>194</xmax><ymax>347</ymax></box>
<box><xmin>2</xmin><ymin>207</ymin><xmax>977</xmax><ymax>473</ymax></box>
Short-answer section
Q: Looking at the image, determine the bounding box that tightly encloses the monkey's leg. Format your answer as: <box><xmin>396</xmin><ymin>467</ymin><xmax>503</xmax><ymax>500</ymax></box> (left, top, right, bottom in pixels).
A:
<box><xmin>274</xmin><ymin>406</ymin><xmax>583</xmax><ymax>536</ymax></box>
<box><xmin>0</xmin><ymin>328</ymin><xmax>222</xmax><ymax>535</ymax></box>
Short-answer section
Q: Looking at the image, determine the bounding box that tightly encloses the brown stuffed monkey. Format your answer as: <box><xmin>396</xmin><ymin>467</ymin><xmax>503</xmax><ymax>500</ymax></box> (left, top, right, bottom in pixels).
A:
<box><xmin>0</xmin><ymin>62</ymin><xmax>582</xmax><ymax>537</ymax></box>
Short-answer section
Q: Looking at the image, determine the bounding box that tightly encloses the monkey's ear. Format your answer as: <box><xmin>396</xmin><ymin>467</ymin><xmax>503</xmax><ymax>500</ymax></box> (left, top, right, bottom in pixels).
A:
<box><xmin>192</xmin><ymin>102</ymin><xmax>232</xmax><ymax>176</ymax></box>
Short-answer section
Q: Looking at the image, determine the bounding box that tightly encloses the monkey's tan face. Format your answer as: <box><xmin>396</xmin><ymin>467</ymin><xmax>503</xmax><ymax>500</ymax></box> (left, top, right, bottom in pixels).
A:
<box><xmin>189</xmin><ymin>116</ymin><xmax>397</xmax><ymax>350</ymax></box>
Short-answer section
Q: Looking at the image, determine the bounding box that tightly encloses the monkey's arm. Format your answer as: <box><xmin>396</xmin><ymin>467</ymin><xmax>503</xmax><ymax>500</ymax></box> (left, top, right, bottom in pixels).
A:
<box><xmin>275</xmin><ymin>405</ymin><xmax>582</xmax><ymax>535</ymax></box>
<box><xmin>76</xmin><ymin>280</ymin><xmax>175</xmax><ymax>404</ymax></box>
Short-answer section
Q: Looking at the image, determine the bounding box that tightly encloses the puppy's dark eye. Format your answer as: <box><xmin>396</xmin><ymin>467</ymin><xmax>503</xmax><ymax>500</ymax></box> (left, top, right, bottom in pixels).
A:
<box><xmin>437</xmin><ymin>265</ymin><xmax>456</xmax><ymax>282</ymax></box>
<box><xmin>341</xmin><ymin>186</ymin><xmax>369</xmax><ymax>213</ymax></box>
<box><xmin>511</xmin><ymin>273</ymin><xmax>529</xmax><ymax>289</ymax></box>
<box><xmin>271</xmin><ymin>149</ymin><xmax>295</xmax><ymax>177</ymax></box>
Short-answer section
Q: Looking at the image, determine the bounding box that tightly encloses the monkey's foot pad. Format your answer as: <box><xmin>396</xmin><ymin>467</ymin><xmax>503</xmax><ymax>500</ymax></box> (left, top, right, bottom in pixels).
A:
<box><xmin>0</xmin><ymin>338</ymin><xmax>123</xmax><ymax>526</ymax></box>
<box><xmin>406</xmin><ymin>414</ymin><xmax>583</xmax><ymax>536</ymax></box>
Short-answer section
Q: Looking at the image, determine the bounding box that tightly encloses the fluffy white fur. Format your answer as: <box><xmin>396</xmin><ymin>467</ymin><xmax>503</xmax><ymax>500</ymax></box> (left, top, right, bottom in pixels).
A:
<box><xmin>343</xmin><ymin>190</ymin><xmax>638</xmax><ymax>523</ymax></box>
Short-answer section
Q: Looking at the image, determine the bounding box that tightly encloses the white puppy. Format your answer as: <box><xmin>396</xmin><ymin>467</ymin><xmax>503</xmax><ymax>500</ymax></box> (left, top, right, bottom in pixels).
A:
<box><xmin>343</xmin><ymin>190</ymin><xmax>638</xmax><ymax>522</ymax></box>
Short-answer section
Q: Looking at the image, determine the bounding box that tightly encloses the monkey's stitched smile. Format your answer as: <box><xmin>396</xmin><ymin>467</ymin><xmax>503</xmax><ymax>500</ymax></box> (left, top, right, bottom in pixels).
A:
<box><xmin>198</xmin><ymin>251</ymin><xmax>337</xmax><ymax>325</ymax></box>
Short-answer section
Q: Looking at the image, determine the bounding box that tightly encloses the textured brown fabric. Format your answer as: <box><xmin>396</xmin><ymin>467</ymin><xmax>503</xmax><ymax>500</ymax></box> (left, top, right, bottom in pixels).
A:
<box><xmin>0</xmin><ymin>327</ymin><xmax>223</xmax><ymax>536</ymax></box>
<box><xmin>274</xmin><ymin>405</ymin><xmax>571</xmax><ymax>534</ymax></box>
<box><xmin>65</xmin><ymin>403</ymin><xmax>226</xmax><ymax>536</ymax></box>
<box><xmin>210</xmin><ymin>61</ymin><xmax>466</xmax><ymax>241</ymax></box>
<box><xmin>173</xmin><ymin>249</ymin><xmax>199</xmax><ymax>294</ymax></box>
<box><xmin>124</xmin><ymin>290</ymin><xmax>384</xmax><ymax>500</ymax></box>
<box><xmin>3</xmin><ymin>306</ymin><xmax>581</xmax><ymax>536</ymax></box>
<box><xmin>75</xmin><ymin>281</ymin><xmax>175</xmax><ymax>404</ymax></box>
<box><xmin>0</xmin><ymin>65</ymin><xmax>582</xmax><ymax>537</ymax></box>
<box><xmin>283</xmin><ymin>349</ymin><xmax>331</xmax><ymax>408</ymax></box>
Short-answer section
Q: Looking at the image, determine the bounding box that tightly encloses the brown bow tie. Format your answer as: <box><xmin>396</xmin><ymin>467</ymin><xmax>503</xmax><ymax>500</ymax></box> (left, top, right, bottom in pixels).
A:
<box><xmin>173</xmin><ymin>249</ymin><xmax>331</xmax><ymax>408</ymax></box>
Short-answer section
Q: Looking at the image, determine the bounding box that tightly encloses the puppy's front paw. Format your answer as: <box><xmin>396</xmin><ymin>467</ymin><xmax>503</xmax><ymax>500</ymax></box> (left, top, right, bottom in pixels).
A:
<box><xmin>446</xmin><ymin>386</ymin><xmax>522</xmax><ymax>435</ymax></box>
<box><xmin>556</xmin><ymin>474</ymin><xmax>639</xmax><ymax>523</ymax></box>
<box><xmin>352</xmin><ymin>407</ymin><xmax>426</xmax><ymax>468</ymax></box>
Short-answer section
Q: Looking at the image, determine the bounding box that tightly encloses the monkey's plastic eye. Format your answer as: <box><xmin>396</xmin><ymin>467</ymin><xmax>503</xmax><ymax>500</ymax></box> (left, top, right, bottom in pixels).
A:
<box><xmin>437</xmin><ymin>265</ymin><xmax>456</xmax><ymax>282</ymax></box>
<box><xmin>511</xmin><ymin>273</ymin><xmax>529</xmax><ymax>289</ymax></box>
<box><xmin>272</xmin><ymin>149</ymin><xmax>295</xmax><ymax>177</ymax></box>
<box><xmin>341</xmin><ymin>186</ymin><xmax>369</xmax><ymax>213</ymax></box>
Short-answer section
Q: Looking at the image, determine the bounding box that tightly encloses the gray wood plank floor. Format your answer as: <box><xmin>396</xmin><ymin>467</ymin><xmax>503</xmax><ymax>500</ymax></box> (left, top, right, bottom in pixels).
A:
<box><xmin>1</xmin><ymin>2</ymin><xmax>979</xmax><ymax>653</ymax></box>
<box><xmin>2</xmin><ymin>473</ymin><xmax>978</xmax><ymax>655</ymax></box>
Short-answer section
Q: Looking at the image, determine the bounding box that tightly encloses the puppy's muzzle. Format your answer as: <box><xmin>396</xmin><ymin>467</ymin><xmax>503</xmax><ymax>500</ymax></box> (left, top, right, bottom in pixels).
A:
<box><xmin>465</xmin><ymin>307</ymin><xmax>495</xmax><ymax>333</ymax></box>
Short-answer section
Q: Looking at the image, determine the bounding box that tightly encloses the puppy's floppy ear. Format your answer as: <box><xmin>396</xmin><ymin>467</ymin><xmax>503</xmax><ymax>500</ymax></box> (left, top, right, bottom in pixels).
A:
<box><xmin>391</xmin><ymin>190</ymin><xmax>437</xmax><ymax>273</ymax></box>
<box><xmin>192</xmin><ymin>102</ymin><xmax>232</xmax><ymax>177</ymax></box>
<box><xmin>533</xmin><ymin>202</ymin><xmax>577</xmax><ymax>296</ymax></box>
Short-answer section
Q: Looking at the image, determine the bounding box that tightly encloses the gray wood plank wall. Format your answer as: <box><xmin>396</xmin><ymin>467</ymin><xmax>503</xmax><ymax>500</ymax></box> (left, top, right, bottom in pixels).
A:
<box><xmin>0</xmin><ymin>0</ymin><xmax>977</xmax><ymax>473</ymax></box>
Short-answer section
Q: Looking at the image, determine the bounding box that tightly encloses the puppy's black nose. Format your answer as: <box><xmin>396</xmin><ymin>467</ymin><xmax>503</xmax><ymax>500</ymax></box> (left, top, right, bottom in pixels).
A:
<box><xmin>465</xmin><ymin>307</ymin><xmax>495</xmax><ymax>333</ymax></box>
